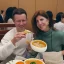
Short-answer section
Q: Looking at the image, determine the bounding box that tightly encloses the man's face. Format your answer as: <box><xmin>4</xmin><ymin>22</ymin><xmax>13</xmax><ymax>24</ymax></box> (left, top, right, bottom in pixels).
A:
<box><xmin>13</xmin><ymin>14</ymin><xmax>27</xmax><ymax>31</ymax></box>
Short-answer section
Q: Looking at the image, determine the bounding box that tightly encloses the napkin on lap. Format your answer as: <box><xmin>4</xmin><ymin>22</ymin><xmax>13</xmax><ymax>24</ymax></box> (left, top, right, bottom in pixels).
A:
<box><xmin>43</xmin><ymin>51</ymin><xmax>63</xmax><ymax>64</ymax></box>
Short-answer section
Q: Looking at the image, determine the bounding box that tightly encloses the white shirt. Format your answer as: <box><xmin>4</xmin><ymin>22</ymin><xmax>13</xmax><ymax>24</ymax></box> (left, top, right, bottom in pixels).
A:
<box><xmin>0</xmin><ymin>28</ymin><xmax>33</xmax><ymax>60</ymax></box>
<box><xmin>54</xmin><ymin>22</ymin><xmax>64</xmax><ymax>31</ymax></box>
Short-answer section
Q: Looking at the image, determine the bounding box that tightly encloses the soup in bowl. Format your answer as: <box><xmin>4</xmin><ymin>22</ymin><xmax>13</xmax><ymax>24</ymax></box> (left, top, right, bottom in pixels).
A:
<box><xmin>30</xmin><ymin>40</ymin><xmax>47</xmax><ymax>52</ymax></box>
<box><xmin>24</xmin><ymin>58</ymin><xmax>45</xmax><ymax>64</ymax></box>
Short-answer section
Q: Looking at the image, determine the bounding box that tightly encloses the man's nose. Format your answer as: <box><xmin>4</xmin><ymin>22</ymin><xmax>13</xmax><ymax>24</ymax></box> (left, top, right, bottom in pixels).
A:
<box><xmin>20</xmin><ymin>21</ymin><xmax>23</xmax><ymax>25</ymax></box>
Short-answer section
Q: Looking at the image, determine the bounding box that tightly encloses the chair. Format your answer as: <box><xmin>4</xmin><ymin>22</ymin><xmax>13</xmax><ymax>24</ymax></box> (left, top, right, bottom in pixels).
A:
<box><xmin>0</xmin><ymin>23</ymin><xmax>15</xmax><ymax>40</ymax></box>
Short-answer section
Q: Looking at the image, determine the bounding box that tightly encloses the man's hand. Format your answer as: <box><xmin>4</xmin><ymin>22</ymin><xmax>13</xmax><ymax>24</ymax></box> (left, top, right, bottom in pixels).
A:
<box><xmin>11</xmin><ymin>32</ymin><xmax>26</xmax><ymax>45</ymax></box>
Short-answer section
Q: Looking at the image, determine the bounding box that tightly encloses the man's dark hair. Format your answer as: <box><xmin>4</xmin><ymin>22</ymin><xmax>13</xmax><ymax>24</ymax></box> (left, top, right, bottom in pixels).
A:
<box><xmin>12</xmin><ymin>8</ymin><xmax>27</xmax><ymax>19</ymax></box>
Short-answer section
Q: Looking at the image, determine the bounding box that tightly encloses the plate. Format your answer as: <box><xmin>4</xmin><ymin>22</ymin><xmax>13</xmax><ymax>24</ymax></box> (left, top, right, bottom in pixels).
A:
<box><xmin>6</xmin><ymin>58</ymin><xmax>45</xmax><ymax>64</ymax></box>
<box><xmin>6</xmin><ymin>60</ymin><xmax>24</xmax><ymax>64</ymax></box>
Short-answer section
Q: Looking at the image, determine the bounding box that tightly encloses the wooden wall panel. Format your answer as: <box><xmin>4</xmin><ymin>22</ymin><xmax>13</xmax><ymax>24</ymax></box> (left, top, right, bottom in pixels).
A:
<box><xmin>36</xmin><ymin>0</ymin><xmax>57</xmax><ymax>18</ymax></box>
<box><xmin>0</xmin><ymin>0</ymin><xmax>64</xmax><ymax>26</ymax></box>
<box><xmin>0</xmin><ymin>0</ymin><xmax>18</xmax><ymax>11</ymax></box>
<box><xmin>57</xmin><ymin>0</ymin><xmax>64</xmax><ymax>13</ymax></box>
<box><xmin>11</xmin><ymin>0</ymin><xmax>19</xmax><ymax>8</ymax></box>
<box><xmin>19</xmin><ymin>0</ymin><xmax>35</xmax><ymax>31</ymax></box>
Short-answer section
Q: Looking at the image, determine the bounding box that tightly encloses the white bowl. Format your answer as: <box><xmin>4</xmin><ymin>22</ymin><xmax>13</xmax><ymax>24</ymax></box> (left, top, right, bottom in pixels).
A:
<box><xmin>24</xmin><ymin>58</ymin><xmax>45</xmax><ymax>64</ymax></box>
<box><xmin>30</xmin><ymin>40</ymin><xmax>47</xmax><ymax>53</ymax></box>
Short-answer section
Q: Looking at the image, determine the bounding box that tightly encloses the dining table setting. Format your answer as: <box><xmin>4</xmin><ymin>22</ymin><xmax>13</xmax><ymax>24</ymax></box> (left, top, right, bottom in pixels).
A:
<box><xmin>0</xmin><ymin>39</ymin><xmax>64</xmax><ymax>64</ymax></box>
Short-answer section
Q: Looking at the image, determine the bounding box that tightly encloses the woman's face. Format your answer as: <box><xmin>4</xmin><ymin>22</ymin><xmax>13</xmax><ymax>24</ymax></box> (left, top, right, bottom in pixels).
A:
<box><xmin>36</xmin><ymin>15</ymin><xmax>49</xmax><ymax>31</ymax></box>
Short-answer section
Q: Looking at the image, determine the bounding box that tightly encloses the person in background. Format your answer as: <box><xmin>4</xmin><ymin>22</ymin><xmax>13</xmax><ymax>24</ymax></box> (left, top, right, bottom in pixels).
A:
<box><xmin>55</xmin><ymin>12</ymin><xmax>63</xmax><ymax>23</ymax></box>
<box><xmin>4</xmin><ymin>7</ymin><xmax>17</xmax><ymax>23</ymax></box>
<box><xmin>54</xmin><ymin>13</ymin><xmax>64</xmax><ymax>31</ymax></box>
<box><xmin>31</xmin><ymin>10</ymin><xmax>64</xmax><ymax>62</ymax></box>
<box><xmin>0</xmin><ymin>8</ymin><xmax>41</xmax><ymax>64</ymax></box>
<box><xmin>0</xmin><ymin>10</ymin><xmax>4</xmax><ymax>23</ymax></box>
<box><xmin>4</xmin><ymin>7</ymin><xmax>17</xmax><ymax>30</ymax></box>
<box><xmin>1</xmin><ymin>10</ymin><xmax>5</xmax><ymax>20</ymax></box>
<box><xmin>46</xmin><ymin>10</ymin><xmax>54</xmax><ymax>28</ymax></box>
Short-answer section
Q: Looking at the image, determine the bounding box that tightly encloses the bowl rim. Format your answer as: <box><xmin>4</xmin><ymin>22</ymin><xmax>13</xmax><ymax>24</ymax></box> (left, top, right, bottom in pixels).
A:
<box><xmin>30</xmin><ymin>40</ymin><xmax>47</xmax><ymax>48</ymax></box>
<box><xmin>24</xmin><ymin>58</ymin><xmax>45</xmax><ymax>64</ymax></box>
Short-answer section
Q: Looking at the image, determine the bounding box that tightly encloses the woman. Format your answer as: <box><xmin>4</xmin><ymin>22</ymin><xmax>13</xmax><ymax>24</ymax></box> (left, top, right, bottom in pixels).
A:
<box><xmin>31</xmin><ymin>10</ymin><xmax>64</xmax><ymax>63</ymax></box>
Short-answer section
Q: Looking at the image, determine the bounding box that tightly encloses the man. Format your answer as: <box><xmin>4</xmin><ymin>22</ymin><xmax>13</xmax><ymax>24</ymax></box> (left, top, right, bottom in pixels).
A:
<box><xmin>0</xmin><ymin>8</ymin><xmax>33</xmax><ymax>64</ymax></box>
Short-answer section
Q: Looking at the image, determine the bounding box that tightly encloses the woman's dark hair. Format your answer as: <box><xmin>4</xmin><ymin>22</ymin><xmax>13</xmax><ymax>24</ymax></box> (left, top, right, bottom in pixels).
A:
<box><xmin>12</xmin><ymin>8</ymin><xmax>27</xmax><ymax>20</ymax></box>
<box><xmin>31</xmin><ymin>10</ymin><xmax>51</xmax><ymax>35</ymax></box>
<box><xmin>46</xmin><ymin>11</ymin><xmax>54</xmax><ymax>27</ymax></box>
<box><xmin>4</xmin><ymin>7</ymin><xmax>17</xmax><ymax>23</ymax></box>
<box><xmin>56</xmin><ymin>12</ymin><xmax>63</xmax><ymax>23</ymax></box>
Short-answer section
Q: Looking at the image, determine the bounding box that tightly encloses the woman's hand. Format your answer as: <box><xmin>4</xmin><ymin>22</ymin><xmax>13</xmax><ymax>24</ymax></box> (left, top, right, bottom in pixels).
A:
<box><xmin>62</xmin><ymin>50</ymin><xmax>64</xmax><ymax>55</ymax></box>
<box><xmin>11</xmin><ymin>32</ymin><xmax>26</xmax><ymax>45</ymax></box>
